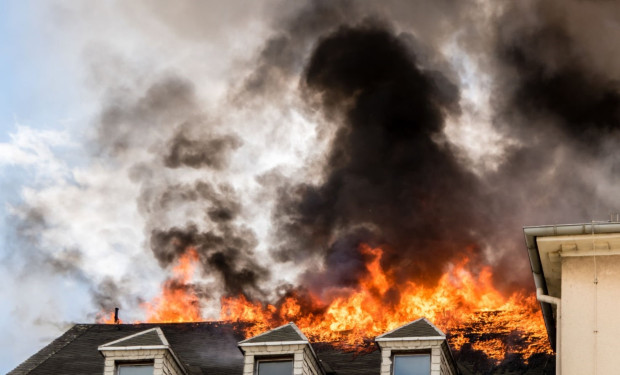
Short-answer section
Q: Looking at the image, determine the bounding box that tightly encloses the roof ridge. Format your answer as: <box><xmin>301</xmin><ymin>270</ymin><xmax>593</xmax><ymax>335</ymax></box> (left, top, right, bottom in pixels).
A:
<box><xmin>8</xmin><ymin>324</ymin><xmax>94</xmax><ymax>375</ymax></box>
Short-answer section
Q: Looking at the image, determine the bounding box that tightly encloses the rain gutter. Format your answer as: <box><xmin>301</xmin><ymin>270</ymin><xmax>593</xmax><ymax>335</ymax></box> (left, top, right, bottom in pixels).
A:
<box><xmin>523</xmin><ymin>222</ymin><xmax>620</xmax><ymax>351</ymax></box>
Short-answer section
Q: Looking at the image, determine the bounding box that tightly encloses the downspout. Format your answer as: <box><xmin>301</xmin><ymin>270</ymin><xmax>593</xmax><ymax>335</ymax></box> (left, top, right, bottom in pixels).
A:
<box><xmin>537</xmin><ymin>288</ymin><xmax>560</xmax><ymax>375</ymax></box>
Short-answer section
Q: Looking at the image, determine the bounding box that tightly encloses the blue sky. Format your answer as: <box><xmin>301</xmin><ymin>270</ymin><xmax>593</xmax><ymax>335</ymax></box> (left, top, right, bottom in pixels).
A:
<box><xmin>1</xmin><ymin>2</ymin><xmax>107</xmax><ymax>371</ymax></box>
<box><xmin>2</xmin><ymin>3</ymin><xmax>45</xmax><ymax>371</ymax></box>
<box><xmin>0</xmin><ymin>1</ymin><xmax>85</xmax><ymax>136</ymax></box>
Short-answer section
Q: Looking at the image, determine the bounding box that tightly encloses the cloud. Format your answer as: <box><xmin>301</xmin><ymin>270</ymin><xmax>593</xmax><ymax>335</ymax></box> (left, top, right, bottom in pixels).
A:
<box><xmin>0</xmin><ymin>126</ymin><xmax>74</xmax><ymax>182</ymax></box>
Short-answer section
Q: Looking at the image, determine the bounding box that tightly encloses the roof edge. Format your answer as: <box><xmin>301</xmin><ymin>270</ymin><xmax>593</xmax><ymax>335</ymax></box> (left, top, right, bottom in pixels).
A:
<box><xmin>375</xmin><ymin>336</ymin><xmax>445</xmax><ymax>342</ymax></box>
<box><xmin>239</xmin><ymin>340</ymin><xmax>309</xmax><ymax>347</ymax></box>
<box><xmin>99</xmin><ymin>345</ymin><xmax>169</xmax><ymax>351</ymax></box>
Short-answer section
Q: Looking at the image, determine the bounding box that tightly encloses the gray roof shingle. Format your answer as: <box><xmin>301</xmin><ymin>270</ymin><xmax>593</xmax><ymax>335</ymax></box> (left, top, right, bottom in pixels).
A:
<box><xmin>104</xmin><ymin>329</ymin><xmax>165</xmax><ymax>347</ymax></box>
<box><xmin>377</xmin><ymin>318</ymin><xmax>444</xmax><ymax>339</ymax></box>
<box><xmin>8</xmin><ymin>324</ymin><xmax>92</xmax><ymax>375</ymax></box>
<box><xmin>240</xmin><ymin>323</ymin><xmax>307</xmax><ymax>344</ymax></box>
<box><xmin>9</xmin><ymin>322</ymin><xmax>248</xmax><ymax>375</ymax></box>
<box><xmin>9</xmin><ymin>322</ymin><xmax>380</xmax><ymax>375</ymax></box>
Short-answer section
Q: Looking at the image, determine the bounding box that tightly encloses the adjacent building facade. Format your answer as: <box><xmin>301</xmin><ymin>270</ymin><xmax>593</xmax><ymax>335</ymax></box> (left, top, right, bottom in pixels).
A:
<box><xmin>524</xmin><ymin>222</ymin><xmax>620</xmax><ymax>375</ymax></box>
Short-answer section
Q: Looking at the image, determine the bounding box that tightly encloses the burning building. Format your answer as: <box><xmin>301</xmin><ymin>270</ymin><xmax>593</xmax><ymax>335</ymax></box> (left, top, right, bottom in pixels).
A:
<box><xmin>9</xmin><ymin>1</ymin><xmax>620</xmax><ymax>374</ymax></box>
<box><xmin>10</xmin><ymin>235</ymin><xmax>559</xmax><ymax>375</ymax></box>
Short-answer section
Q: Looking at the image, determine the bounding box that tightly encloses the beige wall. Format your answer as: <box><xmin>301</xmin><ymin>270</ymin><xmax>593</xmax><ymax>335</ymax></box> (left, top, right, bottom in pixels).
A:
<box><xmin>102</xmin><ymin>348</ymin><xmax>184</xmax><ymax>375</ymax></box>
<box><xmin>240</xmin><ymin>343</ymin><xmax>322</xmax><ymax>375</ymax></box>
<box><xmin>377</xmin><ymin>339</ymin><xmax>454</xmax><ymax>375</ymax></box>
<box><xmin>561</xmin><ymin>254</ymin><xmax>620</xmax><ymax>375</ymax></box>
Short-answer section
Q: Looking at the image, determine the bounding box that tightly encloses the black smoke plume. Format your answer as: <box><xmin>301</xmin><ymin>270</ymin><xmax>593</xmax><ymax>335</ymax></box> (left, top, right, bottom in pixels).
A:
<box><xmin>272</xmin><ymin>22</ymin><xmax>487</xmax><ymax>294</ymax></box>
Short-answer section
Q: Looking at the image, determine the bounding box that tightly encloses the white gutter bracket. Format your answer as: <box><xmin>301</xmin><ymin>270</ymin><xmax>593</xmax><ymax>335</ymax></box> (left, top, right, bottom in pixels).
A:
<box><xmin>536</xmin><ymin>288</ymin><xmax>560</xmax><ymax>305</ymax></box>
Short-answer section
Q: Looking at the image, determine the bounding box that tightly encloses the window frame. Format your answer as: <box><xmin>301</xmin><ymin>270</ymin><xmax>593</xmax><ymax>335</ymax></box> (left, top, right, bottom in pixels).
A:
<box><xmin>391</xmin><ymin>350</ymin><xmax>431</xmax><ymax>375</ymax></box>
<box><xmin>254</xmin><ymin>356</ymin><xmax>294</xmax><ymax>375</ymax></box>
<box><xmin>115</xmin><ymin>360</ymin><xmax>155</xmax><ymax>375</ymax></box>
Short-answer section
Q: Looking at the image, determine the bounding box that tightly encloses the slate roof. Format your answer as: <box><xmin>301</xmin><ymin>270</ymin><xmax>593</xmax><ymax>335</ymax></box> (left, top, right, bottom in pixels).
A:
<box><xmin>9</xmin><ymin>322</ymin><xmax>379</xmax><ymax>375</ymax></box>
<box><xmin>9</xmin><ymin>320</ymin><xmax>555</xmax><ymax>375</ymax></box>
<box><xmin>376</xmin><ymin>317</ymin><xmax>445</xmax><ymax>340</ymax></box>
<box><xmin>239</xmin><ymin>322</ymin><xmax>308</xmax><ymax>344</ymax></box>
<box><xmin>312</xmin><ymin>343</ymin><xmax>380</xmax><ymax>375</ymax></box>
<box><xmin>9</xmin><ymin>322</ymin><xmax>248</xmax><ymax>375</ymax></box>
<box><xmin>8</xmin><ymin>324</ymin><xmax>92</xmax><ymax>375</ymax></box>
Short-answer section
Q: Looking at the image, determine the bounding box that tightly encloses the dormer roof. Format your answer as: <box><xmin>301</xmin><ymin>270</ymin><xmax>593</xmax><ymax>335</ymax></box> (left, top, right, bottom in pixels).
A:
<box><xmin>375</xmin><ymin>317</ymin><xmax>445</xmax><ymax>341</ymax></box>
<box><xmin>98</xmin><ymin>327</ymin><xmax>168</xmax><ymax>350</ymax></box>
<box><xmin>239</xmin><ymin>322</ymin><xmax>309</xmax><ymax>346</ymax></box>
<box><xmin>97</xmin><ymin>327</ymin><xmax>188</xmax><ymax>375</ymax></box>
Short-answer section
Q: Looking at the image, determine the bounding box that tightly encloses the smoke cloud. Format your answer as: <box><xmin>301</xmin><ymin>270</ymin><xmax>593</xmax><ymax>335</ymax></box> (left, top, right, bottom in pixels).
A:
<box><xmin>273</xmin><ymin>22</ymin><xmax>486</xmax><ymax>293</ymax></box>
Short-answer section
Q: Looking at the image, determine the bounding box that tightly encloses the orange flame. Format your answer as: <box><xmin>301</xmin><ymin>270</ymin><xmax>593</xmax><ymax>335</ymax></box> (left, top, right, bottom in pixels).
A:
<box><xmin>97</xmin><ymin>311</ymin><xmax>122</xmax><ymax>324</ymax></box>
<box><xmin>99</xmin><ymin>244</ymin><xmax>552</xmax><ymax>362</ymax></box>
<box><xmin>141</xmin><ymin>247</ymin><xmax>203</xmax><ymax>323</ymax></box>
<box><xmin>219</xmin><ymin>244</ymin><xmax>551</xmax><ymax>362</ymax></box>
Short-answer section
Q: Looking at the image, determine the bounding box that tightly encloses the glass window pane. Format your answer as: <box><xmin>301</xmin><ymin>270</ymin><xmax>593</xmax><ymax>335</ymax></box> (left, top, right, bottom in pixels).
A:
<box><xmin>393</xmin><ymin>354</ymin><xmax>430</xmax><ymax>375</ymax></box>
<box><xmin>257</xmin><ymin>360</ymin><xmax>293</xmax><ymax>375</ymax></box>
<box><xmin>118</xmin><ymin>365</ymin><xmax>154</xmax><ymax>375</ymax></box>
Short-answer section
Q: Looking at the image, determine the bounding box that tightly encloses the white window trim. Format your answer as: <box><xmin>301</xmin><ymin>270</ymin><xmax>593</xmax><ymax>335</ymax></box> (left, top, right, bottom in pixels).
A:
<box><xmin>116</xmin><ymin>362</ymin><xmax>155</xmax><ymax>375</ymax></box>
<box><xmin>255</xmin><ymin>357</ymin><xmax>294</xmax><ymax>375</ymax></box>
<box><xmin>391</xmin><ymin>353</ymin><xmax>431</xmax><ymax>375</ymax></box>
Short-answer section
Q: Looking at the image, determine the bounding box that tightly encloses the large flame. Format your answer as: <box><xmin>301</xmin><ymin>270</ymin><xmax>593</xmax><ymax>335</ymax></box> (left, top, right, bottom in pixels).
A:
<box><xmin>99</xmin><ymin>244</ymin><xmax>551</xmax><ymax>363</ymax></box>
<box><xmin>142</xmin><ymin>247</ymin><xmax>202</xmax><ymax>322</ymax></box>
<box><xmin>98</xmin><ymin>247</ymin><xmax>202</xmax><ymax>324</ymax></box>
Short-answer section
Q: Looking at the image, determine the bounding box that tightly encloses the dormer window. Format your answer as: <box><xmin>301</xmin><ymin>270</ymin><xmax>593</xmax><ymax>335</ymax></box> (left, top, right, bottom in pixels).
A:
<box><xmin>238</xmin><ymin>322</ymin><xmax>324</xmax><ymax>375</ymax></box>
<box><xmin>117</xmin><ymin>363</ymin><xmax>154</xmax><ymax>375</ymax></box>
<box><xmin>256</xmin><ymin>358</ymin><xmax>293</xmax><ymax>375</ymax></box>
<box><xmin>375</xmin><ymin>317</ymin><xmax>458</xmax><ymax>375</ymax></box>
<box><xmin>98</xmin><ymin>327</ymin><xmax>187</xmax><ymax>375</ymax></box>
<box><xmin>392</xmin><ymin>353</ymin><xmax>430</xmax><ymax>375</ymax></box>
